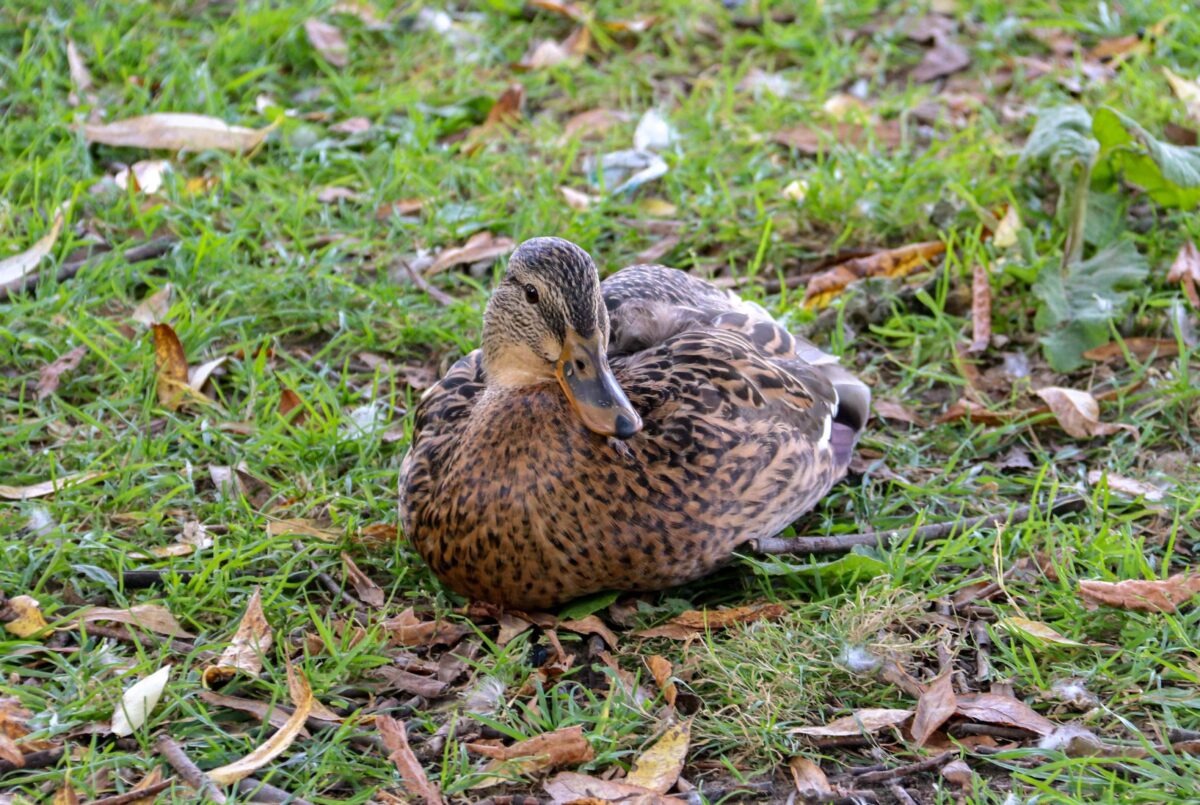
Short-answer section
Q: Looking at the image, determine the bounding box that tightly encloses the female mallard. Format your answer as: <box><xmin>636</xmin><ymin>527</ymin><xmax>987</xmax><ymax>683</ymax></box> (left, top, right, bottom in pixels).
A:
<box><xmin>399</xmin><ymin>237</ymin><xmax>870</xmax><ymax>609</ymax></box>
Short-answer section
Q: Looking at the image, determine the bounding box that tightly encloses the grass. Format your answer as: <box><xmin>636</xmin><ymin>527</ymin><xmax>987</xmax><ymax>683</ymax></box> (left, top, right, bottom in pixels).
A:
<box><xmin>2</xmin><ymin>0</ymin><xmax>1200</xmax><ymax>802</ymax></box>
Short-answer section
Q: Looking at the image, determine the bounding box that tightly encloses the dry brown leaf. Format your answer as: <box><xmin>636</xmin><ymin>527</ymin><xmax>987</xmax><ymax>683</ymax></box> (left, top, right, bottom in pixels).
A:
<box><xmin>933</xmin><ymin>398</ymin><xmax>1017</xmax><ymax>426</ymax></box>
<box><xmin>1034</xmin><ymin>387</ymin><xmax>1134</xmax><ymax>439</ymax></box>
<box><xmin>968</xmin><ymin>261</ymin><xmax>992</xmax><ymax>353</ymax></box>
<box><xmin>208</xmin><ymin>661</ymin><xmax>313</xmax><ymax>784</ymax></box>
<box><xmin>529</xmin><ymin>0</ymin><xmax>589</xmax><ymax>22</ymax></box>
<box><xmin>202</xmin><ymin>587</ymin><xmax>272</xmax><ymax>686</ymax></box>
<box><xmin>373</xmin><ymin>666</ymin><xmax>450</xmax><ymax>698</ymax></box>
<box><xmin>266</xmin><ymin>518</ymin><xmax>339</xmax><ymax>541</ymax></box>
<box><xmin>1167</xmin><ymin>241</ymin><xmax>1200</xmax><ymax>307</ymax></box>
<box><xmin>76</xmin><ymin>604</ymin><xmax>194</xmax><ymax>638</ymax></box>
<box><xmin>941</xmin><ymin>758</ymin><xmax>973</xmax><ymax>790</ymax></box>
<box><xmin>199</xmin><ymin>689</ymin><xmax>310</xmax><ymax>735</ymax></box>
<box><xmin>637</xmin><ymin>603</ymin><xmax>785</xmax><ymax>638</ymax></box>
<box><xmin>998</xmin><ymin>617</ymin><xmax>1087</xmax><ymax>647</ymax></box>
<box><xmin>791</xmin><ymin>708</ymin><xmax>913</xmax><ymax>737</ymax></box>
<box><xmin>35</xmin><ymin>345</ymin><xmax>87</xmax><ymax>402</ymax></box>
<box><xmin>0</xmin><ymin>470</ymin><xmax>104</xmax><ymax>501</ymax></box>
<box><xmin>625</xmin><ymin>720</ymin><xmax>689</xmax><ymax>793</ymax></box>
<box><xmin>646</xmin><ymin>655</ymin><xmax>677</xmax><ymax>707</ymax></box>
<box><xmin>954</xmin><ymin>692</ymin><xmax>1055</xmax><ymax>735</ymax></box>
<box><xmin>378</xmin><ymin>715</ymin><xmax>443</xmax><ymax>804</ymax></box>
<box><xmin>911</xmin><ymin>670</ymin><xmax>957</xmax><ymax>747</ymax></box>
<box><xmin>789</xmin><ymin>756</ymin><xmax>833</xmax><ymax>800</ymax></box>
<box><xmin>1164</xmin><ymin>68</ymin><xmax>1200</xmax><ymax>124</ymax></box>
<box><xmin>560</xmin><ymin>108</ymin><xmax>632</xmax><ymax>142</ymax></box>
<box><xmin>131</xmin><ymin>283</ymin><xmax>173</xmax><ymax>325</ymax></box>
<box><xmin>66</xmin><ymin>39</ymin><xmax>94</xmax><ymax>101</ymax></box>
<box><xmin>634</xmin><ymin>234</ymin><xmax>680</xmax><ymax>265</ymax></box>
<box><xmin>544</xmin><ymin>772</ymin><xmax>687</xmax><ymax>805</ymax></box>
<box><xmin>559</xmin><ymin>615</ymin><xmax>618</xmax><ymax>648</ymax></box>
<box><xmin>803</xmin><ymin>241</ymin><xmax>945</xmax><ymax>309</ymax></box>
<box><xmin>304</xmin><ymin>19</ymin><xmax>349</xmax><ymax>67</ymax></box>
<box><xmin>1078</xmin><ymin>574</ymin><xmax>1200</xmax><ymax>614</ymax></box>
<box><xmin>3</xmin><ymin>595</ymin><xmax>50</xmax><ymax>638</ymax></box>
<box><xmin>125</xmin><ymin>766</ymin><xmax>166</xmax><ymax>805</ymax></box>
<box><xmin>341</xmin><ymin>552</ymin><xmax>385</xmax><ymax>608</ymax></box>
<box><xmin>771</xmin><ymin>119</ymin><xmax>903</xmax><ymax>155</ymax></box>
<box><xmin>1089</xmin><ymin>34</ymin><xmax>1146</xmax><ymax>62</ymax></box>
<box><xmin>1086</xmin><ymin>470</ymin><xmax>1164</xmax><ymax>502</ymax></box>
<box><xmin>0</xmin><ymin>205</ymin><xmax>66</xmax><ymax>289</ymax></box>
<box><xmin>1083</xmin><ymin>338</ymin><xmax>1179</xmax><ymax>363</ymax></box>
<box><xmin>913</xmin><ymin>34</ymin><xmax>971</xmax><ymax>82</ymax></box>
<box><xmin>873</xmin><ymin>399</ymin><xmax>926</xmax><ymax>427</ymax></box>
<box><xmin>383</xmin><ymin>607</ymin><xmax>470</xmax><ymax>647</ymax></box>
<box><xmin>375</xmin><ymin>198</ymin><xmax>424</xmax><ymax>220</ymax></box>
<box><xmin>152</xmin><ymin>323</ymin><xmax>191</xmax><ymax>410</ymax></box>
<box><xmin>330</xmin><ymin>116</ymin><xmax>372</xmax><ymax>134</ymax></box>
<box><xmin>472</xmin><ymin>724</ymin><xmax>594</xmax><ymax>786</ymax></box>
<box><xmin>495</xmin><ymin>612</ymin><xmax>533</xmax><ymax>646</ymax></box>
<box><xmin>84</xmin><ymin>113</ymin><xmax>272</xmax><ymax>152</ymax></box>
<box><xmin>316</xmin><ymin>185</ymin><xmax>365</xmax><ymax>204</ymax></box>
<box><xmin>485</xmin><ymin>83</ymin><xmax>525</xmax><ymax>129</ymax></box>
<box><xmin>426</xmin><ymin>232</ymin><xmax>515</xmax><ymax>276</ymax></box>
<box><xmin>53</xmin><ymin>783</ymin><xmax>79</xmax><ymax>805</ymax></box>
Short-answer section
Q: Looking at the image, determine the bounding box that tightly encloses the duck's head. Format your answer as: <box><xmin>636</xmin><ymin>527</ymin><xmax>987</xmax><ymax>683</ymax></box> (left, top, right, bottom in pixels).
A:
<box><xmin>482</xmin><ymin>237</ymin><xmax>643</xmax><ymax>439</ymax></box>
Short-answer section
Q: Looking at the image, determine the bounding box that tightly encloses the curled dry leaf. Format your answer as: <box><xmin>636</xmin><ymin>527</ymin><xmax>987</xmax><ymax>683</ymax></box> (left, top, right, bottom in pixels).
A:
<box><xmin>634</xmin><ymin>234</ymin><xmax>681</xmax><ymax>265</ymax></box>
<box><xmin>378</xmin><ymin>715</ymin><xmax>443</xmax><ymax>805</ymax></box>
<box><xmin>383</xmin><ymin>607</ymin><xmax>471</xmax><ymax>647</ymax></box>
<box><xmin>646</xmin><ymin>655</ymin><xmax>677</xmax><ymax>707</ymax></box>
<box><xmin>202</xmin><ymin>587</ymin><xmax>272</xmax><ymax>686</ymax></box>
<box><xmin>3</xmin><ymin>595</ymin><xmax>50</xmax><ymax>638</ymax></box>
<box><xmin>426</xmin><ymin>232</ymin><xmax>515</xmax><ymax>276</ymax></box>
<box><xmin>789</xmin><ymin>757</ymin><xmax>833</xmax><ymax>800</ymax></box>
<box><xmin>912</xmin><ymin>34</ymin><xmax>971</xmax><ymax>82</ymax></box>
<box><xmin>483</xmin><ymin>83</ymin><xmax>525</xmax><ymax>128</ymax></box>
<box><xmin>77</xmin><ymin>604</ymin><xmax>194</xmax><ymax>638</ymax></box>
<box><xmin>471</xmin><ymin>725</ymin><xmax>594</xmax><ymax>787</ymax></box>
<box><xmin>111</xmin><ymin>664</ymin><xmax>172</xmax><ymax>737</ymax></box>
<box><xmin>803</xmin><ymin>241</ymin><xmax>945</xmax><ymax>310</ymax></box>
<box><xmin>544</xmin><ymin>772</ymin><xmax>687</xmax><ymax>805</ymax></box>
<box><xmin>791</xmin><ymin>708</ymin><xmax>913</xmax><ymax>737</ymax></box>
<box><xmin>266</xmin><ymin>518</ymin><xmax>338</xmax><ymax>541</ymax></box>
<box><xmin>496</xmin><ymin>612</ymin><xmax>533</xmax><ymax>646</ymax></box>
<box><xmin>941</xmin><ymin>759</ymin><xmax>973</xmax><ymax>790</ymax></box>
<box><xmin>1083</xmin><ymin>337</ymin><xmax>1179</xmax><ymax>363</ymax></box>
<box><xmin>131</xmin><ymin>283</ymin><xmax>173</xmax><ymax>326</ymax></box>
<box><xmin>35</xmin><ymin>345</ymin><xmax>87</xmax><ymax>401</ymax></box>
<box><xmin>1167</xmin><ymin>241</ymin><xmax>1200</xmax><ymax>308</ymax></box>
<box><xmin>1078</xmin><ymin>573</ymin><xmax>1200</xmax><ymax>614</ymax></box>
<box><xmin>341</xmin><ymin>552</ymin><xmax>385</xmax><ymax>608</ymax></box>
<box><xmin>873</xmin><ymin>399</ymin><xmax>926</xmax><ymax>427</ymax></box>
<box><xmin>998</xmin><ymin>617</ymin><xmax>1087</xmax><ymax>647</ymax></box>
<box><xmin>304</xmin><ymin>19</ymin><xmax>349</xmax><ymax>67</ymax></box>
<box><xmin>911</xmin><ymin>671</ymin><xmax>957</xmax><ymax>747</ymax></box>
<box><xmin>968</xmin><ymin>261</ymin><xmax>992</xmax><ymax>353</ymax></box>
<box><xmin>637</xmin><ymin>603</ymin><xmax>785</xmax><ymax>639</ymax></box>
<box><xmin>1034</xmin><ymin>387</ymin><xmax>1135</xmax><ymax>439</ymax></box>
<box><xmin>954</xmin><ymin>692</ymin><xmax>1055</xmax><ymax>736</ymax></box>
<box><xmin>1086</xmin><ymin>470</ymin><xmax>1164</xmax><ymax>502</ymax></box>
<box><xmin>84</xmin><ymin>113</ymin><xmax>272</xmax><ymax>153</ymax></box>
<box><xmin>152</xmin><ymin>323</ymin><xmax>193</xmax><ymax>411</ymax></box>
<box><xmin>0</xmin><ymin>204</ymin><xmax>66</xmax><ymax>289</ymax></box>
<box><xmin>375</xmin><ymin>198</ymin><xmax>424</xmax><ymax>220</ymax></box>
<box><xmin>625</xmin><ymin>720</ymin><xmax>690</xmax><ymax>793</ymax></box>
<box><xmin>188</xmin><ymin>355</ymin><xmax>228</xmax><ymax>395</ymax></box>
<box><xmin>208</xmin><ymin>661</ymin><xmax>314</xmax><ymax>784</ymax></box>
<box><xmin>199</xmin><ymin>689</ymin><xmax>309</xmax><ymax>735</ymax></box>
<box><xmin>0</xmin><ymin>470</ymin><xmax>104</xmax><ymax>501</ymax></box>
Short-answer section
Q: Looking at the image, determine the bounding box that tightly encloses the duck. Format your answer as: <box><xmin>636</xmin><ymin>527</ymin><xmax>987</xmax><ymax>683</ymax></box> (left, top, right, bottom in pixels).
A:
<box><xmin>399</xmin><ymin>237</ymin><xmax>870</xmax><ymax>609</ymax></box>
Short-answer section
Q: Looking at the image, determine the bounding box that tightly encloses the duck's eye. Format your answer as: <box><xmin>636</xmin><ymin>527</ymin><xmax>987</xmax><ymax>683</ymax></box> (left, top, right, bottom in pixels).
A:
<box><xmin>523</xmin><ymin>284</ymin><xmax>540</xmax><ymax>305</ymax></box>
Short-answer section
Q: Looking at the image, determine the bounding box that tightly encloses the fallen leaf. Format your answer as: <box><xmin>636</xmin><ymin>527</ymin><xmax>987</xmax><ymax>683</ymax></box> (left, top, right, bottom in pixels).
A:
<box><xmin>625</xmin><ymin>720</ymin><xmax>689</xmax><ymax>793</ymax></box>
<box><xmin>341</xmin><ymin>552</ymin><xmax>385</xmax><ymax>608</ymax></box>
<box><xmin>913</xmin><ymin>34</ymin><xmax>971</xmax><ymax>82</ymax></box>
<box><xmin>124</xmin><ymin>766</ymin><xmax>166</xmax><ymax>804</ymax></box>
<box><xmin>517</xmin><ymin>27</ymin><xmax>589</xmax><ymax>70</ymax></box>
<box><xmin>131</xmin><ymin>284</ymin><xmax>173</xmax><ymax>325</ymax></box>
<box><xmin>202</xmin><ymin>587</ymin><xmax>272</xmax><ymax>686</ymax></box>
<box><xmin>331</xmin><ymin>0</ymin><xmax>388</xmax><ymax>30</ymax></box>
<box><xmin>637</xmin><ymin>603</ymin><xmax>785</xmax><ymax>638</ymax></box>
<box><xmin>789</xmin><ymin>756</ymin><xmax>833</xmax><ymax>800</ymax></box>
<box><xmin>968</xmin><ymin>261</ymin><xmax>992</xmax><ymax>353</ymax></box>
<box><xmin>1089</xmin><ymin>34</ymin><xmax>1146</xmax><ymax>62</ymax></box>
<box><xmin>1167</xmin><ymin>241</ymin><xmax>1200</xmax><ymax>308</ymax></box>
<box><xmin>1078</xmin><ymin>573</ymin><xmax>1200</xmax><ymax>614</ymax></box>
<box><xmin>791</xmin><ymin>708</ymin><xmax>913</xmax><ymax>737</ymax></box>
<box><xmin>266</xmin><ymin>518</ymin><xmax>339</xmax><ymax>541</ymax></box>
<box><xmin>316</xmin><ymin>185</ymin><xmax>364</xmax><ymax>204</ymax></box>
<box><xmin>933</xmin><ymin>398</ymin><xmax>1016</xmax><ymax>426</ymax></box>
<box><xmin>0</xmin><ymin>205</ymin><xmax>66</xmax><ymax>289</ymax></box>
<box><xmin>992</xmin><ymin>204</ymin><xmax>1022</xmax><ymax>249</ymax></box>
<box><xmin>0</xmin><ymin>470</ymin><xmax>104</xmax><ymax>501</ymax></box>
<box><xmin>208</xmin><ymin>661</ymin><xmax>314</xmax><ymax>784</ymax></box>
<box><xmin>954</xmin><ymin>692</ymin><xmax>1055</xmax><ymax>735</ymax></box>
<box><xmin>53</xmin><ymin>783</ymin><xmax>79</xmax><ymax>805</ymax></box>
<box><xmin>560</xmin><ymin>186</ymin><xmax>595</xmax><ymax>211</ymax></box>
<box><xmin>152</xmin><ymin>323</ymin><xmax>192</xmax><ymax>410</ymax></box>
<box><xmin>35</xmin><ymin>345</ymin><xmax>87</xmax><ymax>401</ymax></box>
<box><xmin>330</xmin><ymin>116</ymin><xmax>372</xmax><ymax>134</ymax></box>
<box><xmin>1086</xmin><ymin>470</ymin><xmax>1165</xmax><ymax>501</ymax></box>
<box><xmin>375</xmin><ymin>198</ymin><xmax>424</xmax><ymax>219</ymax></box>
<box><xmin>188</xmin><ymin>355</ymin><xmax>228</xmax><ymax>394</ymax></box>
<box><xmin>83</xmin><ymin>113</ymin><xmax>272</xmax><ymax>152</ymax></box>
<box><xmin>111</xmin><ymin>664</ymin><xmax>172</xmax><ymax>737</ymax></box>
<box><xmin>911</xmin><ymin>671</ymin><xmax>957</xmax><ymax>747</ymax></box>
<box><xmin>373</xmin><ymin>666</ymin><xmax>450</xmax><ymax>698</ymax></box>
<box><xmin>873</xmin><ymin>399</ymin><xmax>926</xmax><ymax>427</ymax></box>
<box><xmin>560</xmin><ymin>108</ymin><xmax>631</xmax><ymax>142</ymax></box>
<box><xmin>199</xmin><ymin>690</ymin><xmax>309</xmax><ymax>735</ymax></box>
<box><xmin>1083</xmin><ymin>338</ymin><xmax>1179</xmax><ymax>363</ymax></box>
<box><xmin>941</xmin><ymin>758</ymin><xmax>973</xmax><ymax>790</ymax></box>
<box><xmin>771</xmin><ymin>119</ymin><xmax>903</xmax><ymax>155</ymax></box>
<box><xmin>529</xmin><ymin>0</ymin><xmax>589</xmax><ymax>22</ymax></box>
<box><xmin>781</xmin><ymin>179</ymin><xmax>808</xmax><ymax>202</ymax></box>
<box><xmin>305</xmin><ymin>19</ymin><xmax>349</xmax><ymax>67</ymax></box>
<box><xmin>114</xmin><ymin>160</ymin><xmax>171</xmax><ymax>194</ymax></box>
<box><xmin>383</xmin><ymin>607</ymin><xmax>470</xmax><ymax>647</ymax></box>
<box><xmin>999</xmin><ymin>616</ymin><xmax>1087</xmax><ymax>647</ymax></box>
<box><xmin>484</xmin><ymin>83</ymin><xmax>525</xmax><ymax>129</ymax></box>
<box><xmin>1034</xmin><ymin>387</ymin><xmax>1134</xmax><ymax>439</ymax></box>
<box><xmin>494</xmin><ymin>613</ymin><xmax>532</xmax><ymax>647</ymax></box>
<box><xmin>1164</xmin><ymin>68</ymin><xmax>1200</xmax><ymax>125</ymax></box>
<box><xmin>472</xmin><ymin>725</ymin><xmax>594</xmax><ymax>787</ymax></box>
<box><xmin>604</xmin><ymin>15</ymin><xmax>657</xmax><ymax>33</ymax></box>
<box><xmin>634</xmin><ymin>235</ymin><xmax>680</xmax><ymax>265</ymax></box>
<box><xmin>426</xmin><ymin>232</ymin><xmax>515</xmax><ymax>275</ymax></box>
<box><xmin>4</xmin><ymin>595</ymin><xmax>50</xmax><ymax>638</ymax></box>
<box><xmin>66</xmin><ymin>39</ymin><xmax>94</xmax><ymax>101</ymax></box>
<box><xmin>76</xmin><ymin>604</ymin><xmax>194</xmax><ymax>638</ymax></box>
<box><xmin>378</xmin><ymin>715</ymin><xmax>443</xmax><ymax>804</ymax></box>
<box><xmin>544</xmin><ymin>772</ymin><xmax>686</xmax><ymax>805</ymax></box>
<box><xmin>646</xmin><ymin>655</ymin><xmax>677</xmax><ymax>707</ymax></box>
<box><xmin>803</xmin><ymin>241</ymin><xmax>945</xmax><ymax>309</ymax></box>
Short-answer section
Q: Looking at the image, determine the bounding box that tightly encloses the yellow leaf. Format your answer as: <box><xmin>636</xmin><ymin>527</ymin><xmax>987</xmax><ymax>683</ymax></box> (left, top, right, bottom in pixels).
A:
<box><xmin>0</xmin><ymin>204</ymin><xmax>66</xmax><ymax>288</ymax></box>
<box><xmin>83</xmin><ymin>113</ymin><xmax>272</xmax><ymax>153</ymax></box>
<box><xmin>1000</xmin><ymin>617</ymin><xmax>1087</xmax><ymax>646</ymax></box>
<box><xmin>0</xmin><ymin>470</ymin><xmax>103</xmax><ymax>500</ymax></box>
<box><xmin>803</xmin><ymin>241</ymin><xmax>946</xmax><ymax>310</ymax></box>
<box><xmin>151</xmin><ymin>323</ymin><xmax>191</xmax><ymax>410</ymax></box>
<box><xmin>202</xmin><ymin>587</ymin><xmax>273</xmax><ymax>686</ymax></box>
<box><xmin>625</xmin><ymin>719</ymin><xmax>690</xmax><ymax>794</ymax></box>
<box><xmin>4</xmin><ymin>595</ymin><xmax>51</xmax><ymax>638</ymax></box>
<box><xmin>208</xmin><ymin>661</ymin><xmax>314</xmax><ymax>784</ymax></box>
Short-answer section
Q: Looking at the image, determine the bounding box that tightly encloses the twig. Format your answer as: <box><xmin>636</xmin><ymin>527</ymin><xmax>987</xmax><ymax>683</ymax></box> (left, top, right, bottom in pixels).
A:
<box><xmin>78</xmin><ymin>622</ymin><xmax>194</xmax><ymax>655</ymax></box>
<box><xmin>120</xmin><ymin>569</ymin><xmax>321</xmax><ymax>589</ymax></box>
<box><xmin>83</xmin><ymin>779</ymin><xmax>175</xmax><ymax>805</ymax></box>
<box><xmin>0</xmin><ymin>747</ymin><xmax>64</xmax><ymax>776</ymax></box>
<box><xmin>889</xmin><ymin>784</ymin><xmax>920</xmax><ymax>805</ymax></box>
<box><xmin>154</xmin><ymin>734</ymin><xmax>228</xmax><ymax>805</ymax></box>
<box><xmin>0</xmin><ymin>235</ymin><xmax>178</xmax><ymax>301</ymax></box>
<box><xmin>237</xmin><ymin>777</ymin><xmax>317</xmax><ymax>805</ymax></box>
<box><xmin>949</xmin><ymin>723</ymin><xmax>1038</xmax><ymax>741</ymax></box>
<box><xmin>398</xmin><ymin>258</ymin><xmax>456</xmax><ymax>307</ymax></box>
<box><xmin>850</xmin><ymin>750</ymin><xmax>956</xmax><ymax>784</ymax></box>
<box><xmin>754</xmin><ymin>496</ymin><xmax>1088</xmax><ymax>555</ymax></box>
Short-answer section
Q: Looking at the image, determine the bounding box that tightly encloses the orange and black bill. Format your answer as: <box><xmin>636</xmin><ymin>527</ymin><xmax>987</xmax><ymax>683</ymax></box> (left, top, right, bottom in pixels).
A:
<box><xmin>555</xmin><ymin>328</ymin><xmax>642</xmax><ymax>439</ymax></box>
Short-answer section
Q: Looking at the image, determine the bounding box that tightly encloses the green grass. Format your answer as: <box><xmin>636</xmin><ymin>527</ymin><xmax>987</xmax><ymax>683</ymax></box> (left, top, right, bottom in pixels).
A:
<box><xmin>3</xmin><ymin>0</ymin><xmax>1200</xmax><ymax>802</ymax></box>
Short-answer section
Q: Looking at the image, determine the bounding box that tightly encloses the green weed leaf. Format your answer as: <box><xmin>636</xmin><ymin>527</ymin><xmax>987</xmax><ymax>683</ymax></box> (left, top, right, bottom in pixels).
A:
<box><xmin>1092</xmin><ymin>107</ymin><xmax>1200</xmax><ymax>209</ymax></box>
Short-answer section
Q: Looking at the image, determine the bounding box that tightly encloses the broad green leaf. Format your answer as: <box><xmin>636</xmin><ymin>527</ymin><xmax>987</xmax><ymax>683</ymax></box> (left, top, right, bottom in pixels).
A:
<box><xmin>1021</xmin><ymin>105</ymin><xmax>1097</xmax><ymax>184</ymax></box>
<box><xmin>557</xmin><ymin>589</ymin><xmax>620</xmax><ymax>620</ymax></box>
<box><xmin>1093</xmin><ymin>107</ymin><xmax>1200</xmax><ymax>209</ymax></box>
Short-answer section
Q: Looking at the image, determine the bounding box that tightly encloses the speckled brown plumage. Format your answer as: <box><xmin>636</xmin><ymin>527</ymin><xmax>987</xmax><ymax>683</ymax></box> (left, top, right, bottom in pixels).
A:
<box><xmin>399</xmin><ymin>239</ymin><xmax>870</xmax><ymax>609</ymax></box>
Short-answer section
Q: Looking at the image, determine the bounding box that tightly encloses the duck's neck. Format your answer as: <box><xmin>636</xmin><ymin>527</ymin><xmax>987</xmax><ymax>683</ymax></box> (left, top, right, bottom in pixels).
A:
<box><xmin>482</xmin><ymin>341</ymin><xmax>556</xmax><ymax>388</ymax></box>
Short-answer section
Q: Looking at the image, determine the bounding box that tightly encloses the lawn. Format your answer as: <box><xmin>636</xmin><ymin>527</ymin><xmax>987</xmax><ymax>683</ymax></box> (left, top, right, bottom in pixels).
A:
<box><xmin>2</xmin><ymin>0</ymin><xmax>1199</xmax><ymax>802</ymax></box>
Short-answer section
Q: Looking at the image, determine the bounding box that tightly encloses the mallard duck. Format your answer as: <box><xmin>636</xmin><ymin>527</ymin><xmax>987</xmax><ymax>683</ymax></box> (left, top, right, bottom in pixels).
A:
<box><xmin>399</xmin><ymin>237</ymin><xmax>870</xmax><ymax>609</ymax></box>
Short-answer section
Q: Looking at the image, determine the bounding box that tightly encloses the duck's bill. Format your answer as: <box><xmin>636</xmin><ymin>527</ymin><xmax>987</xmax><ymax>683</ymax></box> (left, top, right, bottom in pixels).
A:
<box><xmin>556</xmin><ymin>329</ymin><xmax>643</xmax><ymax>439</ymax></box>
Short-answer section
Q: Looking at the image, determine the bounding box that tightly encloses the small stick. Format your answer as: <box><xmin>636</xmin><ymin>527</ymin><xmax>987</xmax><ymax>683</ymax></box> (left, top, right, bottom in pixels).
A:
<box><xmin>79</xmin><ymin>622</ymin><xmax>194</xmax><ymax>655</ymax></box>
<box><xmin>850</xmin><ymin>750</ymin><xmax>956</xmax><ymax>784</ymax></box>
<box><xmin>82</xmin><ymin>779</ymin><xmax>175</xmax><ymax>805</ymax></box>
<box><xmin>237</xmin><ymin>777</ymin><xmax>317</xmax><ymax>805</ymax></box>
<box><xmin>754</xmin><ymin>497</ymin><xmax>1087</xmax><ymax>556</ymax></box>
<box><xmin>0</xmin><ymin>235</ymin><xmax>178</xmax><ymax>301</ymax></box>
<box><xmin>889</xmin><ymin>784</ymin><xmax>920</xmax><ymax>805</ymax></box>
<box><xmin>120</xmin><ymin>569</ymin><xmax>325</xmax><ymax>590</ymax></box>
<box><xmin>0</xmin><ymin>747</ymin><xmax>64</xmax><ymax>775</ymax></box>
<box><xmin>949</xmin><ymin>723</ymin><xmax>1039</xmax><ymax>741</ymax></box>
<box><xmin>399</xmin><ymin>258</ymin><xmax>455</xmax><ymax>307</ymax></box>
<box><xmin>154</xmin><ymin>734</ymin><xmax>228</xmax><ymax>805</ymax></box>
